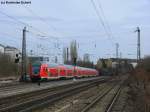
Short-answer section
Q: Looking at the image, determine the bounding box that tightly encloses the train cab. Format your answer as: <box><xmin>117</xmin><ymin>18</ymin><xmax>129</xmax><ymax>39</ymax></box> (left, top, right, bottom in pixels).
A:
<box><xmin>30</xmin><ymin>63</ymin><xmax>42</xmax><ymax>81</ymax></box>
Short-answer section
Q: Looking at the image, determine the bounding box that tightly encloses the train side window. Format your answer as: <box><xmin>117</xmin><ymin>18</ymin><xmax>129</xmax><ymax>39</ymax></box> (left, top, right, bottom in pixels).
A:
<box><xmin>45</xmin><ymin>68</ymin><xmax>48</xmax><ymax>72</ymax></box>
<box><xmin>43</xmin><ymin>67</ymin><xmax>48</xmax><ymax>73</ymax></box>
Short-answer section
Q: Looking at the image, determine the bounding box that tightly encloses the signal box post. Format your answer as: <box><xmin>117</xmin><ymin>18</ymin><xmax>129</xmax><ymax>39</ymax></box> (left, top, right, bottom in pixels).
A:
<box><xmin>73</xmin><ymin>57</ymin><xmax>77</xmax><ymax>81</ymax></box>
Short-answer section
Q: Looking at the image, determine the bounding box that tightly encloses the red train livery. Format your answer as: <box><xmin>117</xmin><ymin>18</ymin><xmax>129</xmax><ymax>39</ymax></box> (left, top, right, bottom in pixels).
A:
<box><xmin>29</xmin><ymin>63</ymin><xmax>98</xmax><ymax>81</ymax></box>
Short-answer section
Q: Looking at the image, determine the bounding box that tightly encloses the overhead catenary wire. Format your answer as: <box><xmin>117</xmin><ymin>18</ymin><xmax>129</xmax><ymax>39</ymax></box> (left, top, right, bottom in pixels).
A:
<box><xmin>23</xmin><ymin>6</ymin><xmax>57</xmax><ymax>32</ymax></box>
<box><xmin>0</xmin><ymin>31</ymin><xmax>21</xmax><ymax>39</ymax></box>
<box><xmin>97</xmin><ymin>0</ymin><xmax>115</xmax><ymax>39</ymax></box>
<box><xmin>23</xmin><ymin>6</ymin><xmax>63</xmax><ymax>44</ymax></box>
<box><xmin>0</xmin><ymin>10</ymin><xmax>58</xmax><ymax>39</ymax></box>
<box><xmin>0</xmin><ymin>19</ymin><xmax>26</xmax><ymax>30</ymax></box>
<box><xmin>27</xmin><ymin>30</ymin><xmax>59</xmax><ymax>40</ymax></box>
<box><xmin>90</xmin><ymin>0</ymin><xmax>115</xmax><ymax>46</ymax></box>
<box><xmin>0</xmin><ymin>10</ymin><xmax>61</xmax><ymax>54</ymax></box>
<box><xmin>0</xmin><ymin>10</ymin><xmax>30</xmax><ymax>27</ymax></box>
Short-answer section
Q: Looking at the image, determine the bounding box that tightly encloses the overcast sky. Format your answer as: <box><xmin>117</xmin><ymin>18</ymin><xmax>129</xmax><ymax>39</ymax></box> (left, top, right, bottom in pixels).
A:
<box><xmin>0</xmin><ymin>0</ymin><xmax>150</xmax><ymax>63</ymax></box>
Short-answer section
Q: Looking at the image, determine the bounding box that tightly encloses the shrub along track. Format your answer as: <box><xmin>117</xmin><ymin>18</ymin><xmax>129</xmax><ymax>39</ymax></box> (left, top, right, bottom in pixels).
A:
<box><xmin>0</xmin><ymin>77</ymin><xmax>107</xmax><ymax>112</ymax></box>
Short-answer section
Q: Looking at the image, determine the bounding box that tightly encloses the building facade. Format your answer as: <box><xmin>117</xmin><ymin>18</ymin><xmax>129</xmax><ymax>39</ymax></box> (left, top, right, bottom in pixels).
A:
<box><xmin>4</xmin><ymin>46</ymin><xmax>21</xmax><ymax>60</ymax></box>
<box><xmin>0</xmin><ymin>44</ymin><xmax>5</xmax><ymax>53</ymax></box>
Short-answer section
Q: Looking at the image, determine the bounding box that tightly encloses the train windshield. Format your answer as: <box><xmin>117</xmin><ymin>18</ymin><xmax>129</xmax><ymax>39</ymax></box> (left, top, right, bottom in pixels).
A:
<box><xmin>32</xmin><ymin>64</ymin><xmax>41</xmax><ymax>75</ymax></box>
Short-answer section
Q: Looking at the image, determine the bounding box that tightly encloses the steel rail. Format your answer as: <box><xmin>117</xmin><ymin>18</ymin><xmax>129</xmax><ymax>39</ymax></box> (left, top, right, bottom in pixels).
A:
<box><xmin>0</xmin><ymin>77</ymin><xmax>102</xmax><ymax>92</ymax></box>
<box><xmin>80</xmin><ymin>85</ymin><xmax>116</xmax><ymax>112</ymax></box>
<box><xmin>0</xmin><ymin>78</ymin><xmax>107</xmax><ymax>112</ymax></box>
<box><xmin>105</xmin><ymin>86</ymin><xmax>121</xmax><ymax>112</ymax></box>
<box><xmin>80</xmin><ymin>81</ymin><xmax>122</xmax><ymax>112</ymax></box>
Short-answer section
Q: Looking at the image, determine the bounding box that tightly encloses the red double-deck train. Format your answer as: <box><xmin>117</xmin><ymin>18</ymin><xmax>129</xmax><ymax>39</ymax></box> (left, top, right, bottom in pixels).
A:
<box><xmin>29</xmin><ymin>63</ymin><xmax>99</xmax><ymax>81</ymax></box>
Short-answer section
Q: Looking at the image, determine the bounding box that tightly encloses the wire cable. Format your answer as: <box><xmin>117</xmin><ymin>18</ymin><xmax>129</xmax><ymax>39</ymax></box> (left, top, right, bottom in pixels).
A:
<box><xmin>23</xmin><ymin>6</ymin><xmax>57</xmax><ymax>32</ymax></box>
<box><xmin>90</xmin><ymin>0</ymin><xmax>115</xmax><ymax>45</ymax></box>
<box><xmin>0</xmin><ymin>10</ymin><xmax>58</xmax><ymax>39</ymax></box>
<box><xmin>97</xmin><ymin>0</ymin><xmax>114</xmax><ymax>39</ymax></box>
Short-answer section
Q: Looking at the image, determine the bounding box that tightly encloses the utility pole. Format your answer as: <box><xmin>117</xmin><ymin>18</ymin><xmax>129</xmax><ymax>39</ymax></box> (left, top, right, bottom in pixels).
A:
<box><xmin>135</xmin><ymin>27</ymin><xmax>141</xmax><ymax>62</ymax></box>
<box><xmin>120</xmin><ymin>52</ymin><xmax>122</xmax><ymax>59</ymax></box>
<box><xmin>66</xmin><ymin>47</ymin><xmax>69</xmax><ymax>62</ymax></box>
<box><xmin>116</xmin><ymin>43</ymin><xmax>119</xmax><ymax>75</ymax></box>
<box><xmin>119</xmin><ymin>52</ymin><xmax>122</xmax><ymax>73</ymax></box>
<box><xmin>116</xmin><ymin>43</ymin><xmax>119</xmax><ymax>59</ymax></box>
<box><xmin>55</xmin><ymin>56</ymin><xmax>58</xmax><ymax>63</ymax></box>
<box><xmin>21</xmin><ymin>27</ymin><xmax>27</xmax><ymax>81</ymax></box>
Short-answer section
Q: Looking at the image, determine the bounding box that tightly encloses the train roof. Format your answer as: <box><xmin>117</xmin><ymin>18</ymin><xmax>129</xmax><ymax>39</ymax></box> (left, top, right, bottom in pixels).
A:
<box><xmin>40</xmin><ymin>63</ymin><xmax>97</xmax><ymax>71</ymax></box>
<box><xmin>74</xmin><ymin>66</ymin><xmax>96</xmax><ymax>71</ymax></box>
<box><xmin>46</xmin><ymin>63</ymin><xmax>59</xmax><ymax>67</ymax></box>
<box><xmin>63</xmin><ymin>65</ymin><xmax>74</xmax><ymax>69</ymax></box>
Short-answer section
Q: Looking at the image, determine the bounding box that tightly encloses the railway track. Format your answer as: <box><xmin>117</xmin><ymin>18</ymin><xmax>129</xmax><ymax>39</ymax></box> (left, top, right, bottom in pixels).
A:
<box><xmin>0</xmin><ymin>78</ymin><xmax>107</xmax><ymax>112</ymax></box>
<box><xmin>80</xmin><ymin>80</ymin><xmax>124</xmax><ymax>112</ymax></box>
<box><xmin>0</xmin><ymin>77</ymin><xmax>103</xmax><ymax>98</ymax></box>
<box><xmin>0</xmin><ymin>81</ymin><xmax>25</xmax><ymax>89</ymax></box>
<box><xmin>35</xmin><ymin>76</ymin><xmax>127</xmax><ymax>112</ymax></box>
<box><xmin>105</xmin><ymin>86</ymin><xmax>121</xmax><ymax>112</ymax></box>
<box><xmin>31</xmin><ymin>77</ymin><xmax>124</xmax><ymax>112</ymax></box>
<box><xmin>77</xmin><ymin>84</ymin><xmax>121</xmax><ymax>112</ymax></box>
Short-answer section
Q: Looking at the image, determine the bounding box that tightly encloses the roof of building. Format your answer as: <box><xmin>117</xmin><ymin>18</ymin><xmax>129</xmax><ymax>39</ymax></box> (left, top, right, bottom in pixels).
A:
<box><xmin>5</xmin><ymin>46</ymin><xmax>18</xmax><ymax>50</ymax></box>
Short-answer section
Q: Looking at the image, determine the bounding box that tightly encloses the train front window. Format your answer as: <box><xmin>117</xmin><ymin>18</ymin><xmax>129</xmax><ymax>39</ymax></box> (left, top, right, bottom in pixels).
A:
<box><xmin>32</xmin><ymin>65</ymin><xmax>40</xmax><ymax>75</ymax></box>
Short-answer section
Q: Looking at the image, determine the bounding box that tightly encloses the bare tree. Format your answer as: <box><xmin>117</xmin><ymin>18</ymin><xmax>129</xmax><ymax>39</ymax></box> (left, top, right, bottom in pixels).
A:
<box><xmin>70</xmin><ymin>40</ymin><xmax>78</xmax><ymax>63</ymax></box>
<box><xmin>63</xmin><ymin>47</ymin><xmax>67</xmax><ymax>63</ymax></box>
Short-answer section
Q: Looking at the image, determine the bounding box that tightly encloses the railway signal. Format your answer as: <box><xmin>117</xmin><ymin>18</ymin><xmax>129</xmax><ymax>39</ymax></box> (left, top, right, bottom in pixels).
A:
<box><xmin>73</xmin><ymin>57</ymin><xmax>77</xmax><ymax>80</ymax></box>
<box><xmin>73</xmin><ymin>57</ymin><xmax>77</xmax><ymax>66</ymax></box>
<box><xmin>116</xmin><ymin>43</ymin><xmax>119</xmax><ymax>75</ymax></box>
<box><xmin>15</xmin><ymin>54</ymin><xmax>20</xmax><ymax>63</ymax></box>
<box><xmin>20</xmin><ymin>27</ymin><xmax>27</xmax><ymax>81</ymax></box>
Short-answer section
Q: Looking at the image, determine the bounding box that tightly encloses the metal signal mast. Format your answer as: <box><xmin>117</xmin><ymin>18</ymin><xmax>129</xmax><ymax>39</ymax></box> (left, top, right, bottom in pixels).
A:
<box><xmin>135</xmin><ymin>27</ymin><xmax>141</xmax><ymax>62</ymax></box>
<box><xmin>21</xmin><ymin>27</ymin><xmax>27</xmax><ymax>81</ymax></box>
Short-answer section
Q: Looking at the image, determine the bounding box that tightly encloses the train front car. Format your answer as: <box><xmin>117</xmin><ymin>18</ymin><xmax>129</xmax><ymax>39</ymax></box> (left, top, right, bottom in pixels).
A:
<box><xmin>29</xmin><ymin>63</ymin><xmax>42</xmax><ymax>81</ymax></box>
<box><xmin>29</xmin><ymin>62</ymin><xmax>99</xmax><ymax>82</ymax></box>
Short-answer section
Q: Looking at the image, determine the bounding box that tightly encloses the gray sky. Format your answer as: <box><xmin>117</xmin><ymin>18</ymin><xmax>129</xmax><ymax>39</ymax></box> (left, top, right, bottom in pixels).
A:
<box><xmin>0</xmin><ymin>0</ymin><xmax>150</xmax><ymax>63</ymax></box>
